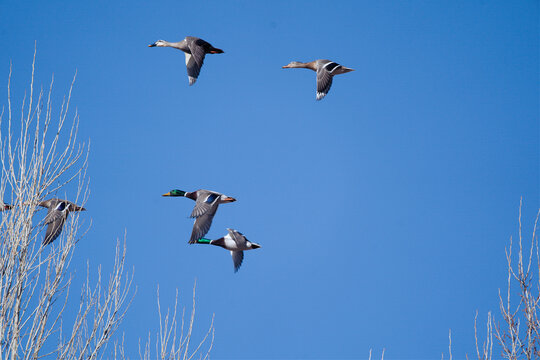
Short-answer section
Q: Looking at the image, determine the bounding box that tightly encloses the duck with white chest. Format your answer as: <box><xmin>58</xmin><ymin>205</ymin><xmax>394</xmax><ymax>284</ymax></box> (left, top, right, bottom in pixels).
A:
<box><xmin>196</xmin><ymin>228</ymin><xmax>261</xmax><ymax>273</ymax></box>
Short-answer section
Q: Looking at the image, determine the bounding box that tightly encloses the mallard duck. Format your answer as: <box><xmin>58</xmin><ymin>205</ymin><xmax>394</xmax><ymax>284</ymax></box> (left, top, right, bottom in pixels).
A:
<box><xmin>196</xmin><ymin>228</ymin><xmax>260</xmax><ymax>272</ymax></box>
<box><xmin>0</xmin><ymin>202</ymin><xmax>12</xmax><ymax>211</ymax></box>
<box><xmin>38</xmin><ymin>199</ymin><xmax>86</xmax><ymax>245</ymax></box>
<box><xmin>162</xmin><ymin>189</ymin><xmax>236</xmax><ymax>244</ymax></box>
<box><xmin>282</xmin><ymin>59</ymin><xmax>354</xmax><ymax>100</ymax></box>
<box><xmin>148</xmin><ymin>36</ymin><xmax>224</xmax><ymax>85</ymax></box>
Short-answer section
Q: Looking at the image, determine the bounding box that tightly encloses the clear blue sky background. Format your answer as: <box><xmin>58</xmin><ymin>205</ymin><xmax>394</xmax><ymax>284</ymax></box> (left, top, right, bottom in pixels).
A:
<box><xmin>0</xmin><ymin>1</ymin><xmax>538</xmax><ymax>359</ymax></box>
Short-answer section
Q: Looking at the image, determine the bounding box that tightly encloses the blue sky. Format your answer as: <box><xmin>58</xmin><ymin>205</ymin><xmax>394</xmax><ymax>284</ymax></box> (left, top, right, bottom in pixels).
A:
<box><xmin>0</xmin><ymin>1</ymin><xmax>538</xmax><ymax>358</ymax></box>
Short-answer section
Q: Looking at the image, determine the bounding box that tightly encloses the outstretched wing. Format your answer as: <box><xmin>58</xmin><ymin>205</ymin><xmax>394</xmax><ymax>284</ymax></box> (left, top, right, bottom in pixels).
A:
<box><xmin>185</xmin><ymin>40</ymin><xmax>207</xmax><ymax>86</ymax></box>
<box><xmin>189</xmin><ymin>207</ymin><xmax>217</xmax><ymax>244</ymax></box>
<box><xmin>43</xmin><ymin>202</ymin><xmax>68</xmax><ymax>245</ymax></box>
<box><xmin>184</xmin><ymin>53</ymin><xmax>201</xmax><ymax>86</ymax></box>
<box><xmin>230</xmin><ymin>251</ymin><xmax>244</xmax><ymax>273</ymax></box>
<box><xmin>43</xmin><ymin>218</ymin><xmax>66</xmax><ymax>245</ymax></box>
<box><xmin>316</xmin><ymin>67</ymin><xmax>334</xmax><ymax>100</ymax></box>
<box><xmin>316</xmin><ymin>61</ymin><xmax>343</xmax><ymax>100</ymax></box>
<box><xmin>190</xmin><ymin>192</ymin><xmax>220</xmax><ymax>218</ymax></box>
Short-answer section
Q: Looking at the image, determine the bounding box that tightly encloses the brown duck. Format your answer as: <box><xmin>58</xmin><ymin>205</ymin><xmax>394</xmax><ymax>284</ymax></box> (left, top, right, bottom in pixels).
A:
<box><xmin>282</xmin><ymin>59</ymin><xmax>354</xmax><ymax>100</ymax></box>
<box><xmin>39</xmin><ymin>199</ymin><xmax>86</xmax><ymax>245</ymax></box>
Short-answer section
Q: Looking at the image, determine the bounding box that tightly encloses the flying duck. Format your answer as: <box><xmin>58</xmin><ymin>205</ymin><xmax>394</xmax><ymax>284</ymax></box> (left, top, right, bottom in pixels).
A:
<box><xmin>162</xmin><ymin>189</ymin><xmax>236</xmax><ymax>244</ymax></box>
<box><xmin>149</xmin><ymin>36</ymin><xmax>224</xmax><ymax>85</ymax></box>
<box><xmin>0</xmin><ymin>202</ymin><xmax>12</xmax><ymax>211</ymax></box>
<box><xmin>38</xmin><ymin>199</ymin><xmax>86</xmax><ymax>245</ymax></box>
<box><xmin>196</xmin><ymin>228</ymin><xmax>261</xmax><ymax>272</ymax></box>
<box><xmin>282</xmin><ymin>59</ymin><xmax>354</xmax><ymax>100</ymax></box>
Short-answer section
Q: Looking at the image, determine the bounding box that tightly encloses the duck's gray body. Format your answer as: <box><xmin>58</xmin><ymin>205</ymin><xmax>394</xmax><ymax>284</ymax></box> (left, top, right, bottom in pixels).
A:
<box><xmin>38</xmin><ymin>199</ymin><xmax>86</xmax><ymax>245</ymax></box>
<box><xmin>149</xmin><ymin>36</ymin><xmax>224</xmax><ymax>85</ymax></box>
<box><xmin>198</xmin><ymin>228</ymin><xmax>261</xmax><ymax>273</ymax></box>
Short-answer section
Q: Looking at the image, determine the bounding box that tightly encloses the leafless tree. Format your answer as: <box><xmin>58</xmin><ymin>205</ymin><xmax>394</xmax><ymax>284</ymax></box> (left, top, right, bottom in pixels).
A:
<box><xmin>0</xmin><ymin>47</ymin><xmax>135</xmax><ymax>360</ymax></box>
<box><xmin>491</xmin><ymin>200</ymin><xmax>540</xmax><ymax>359</ymax></box>
<box><xmin>445</xmin><ymin>200</ymin><xmax>540</xmax><ymax>360</ymax></box>
<box><xmin>368</xmin><ymin>348</ymin><xmax>385</xmax><ymax>360</ymax></box>
<box><xmin>135</xmin><ymin>282</ymin><xmax>214</xmax><ymax>360</ymax></box>
<box><xmin>0</xmin><ymin>49</ymin><xmax>213</xmax><ymax>359</ymax></box>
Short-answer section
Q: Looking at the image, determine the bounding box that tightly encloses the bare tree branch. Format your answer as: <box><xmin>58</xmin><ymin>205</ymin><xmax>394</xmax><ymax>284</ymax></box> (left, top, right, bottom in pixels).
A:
<box><xmin>0</xmin><ymin>48</ymin><xmax>133</xmax><ymax>360</ymax></box>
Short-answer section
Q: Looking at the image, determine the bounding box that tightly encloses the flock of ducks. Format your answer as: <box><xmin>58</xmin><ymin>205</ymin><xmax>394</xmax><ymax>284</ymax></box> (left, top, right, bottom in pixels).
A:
<box><xmin>146</xmin><ymin>35</ymin><xmax>352</xmax><ymax>271</ymax></box>
<box><xmin>148</xmin><ymin>36</ymin><xmax>354</xmax><ymax>100</ymax></box>
<box><xmin>2</xmin><ymin>36</ymin><xmax>353</xmax><ymax>273</ymax></box>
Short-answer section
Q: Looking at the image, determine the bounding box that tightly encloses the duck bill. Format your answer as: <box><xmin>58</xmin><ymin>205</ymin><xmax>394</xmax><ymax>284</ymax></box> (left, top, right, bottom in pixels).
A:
<box><xmin>223</xmin><ymin>197</ymin><xmax>236</xmax><ymax>203</ymax></box>
<box><xmin>148</xmin><ymin>43</ymin><xmax>156</xmax><ymax>47</ymax></box>
<box><xmin>282</xmin><ymin>65</ymin><xmax>291</xmax><ymax>69</ymax></box>
<box><xmin>162</xmin><ymin>192</ymin><xmax>172</xmax><ymax>196</ymax></box>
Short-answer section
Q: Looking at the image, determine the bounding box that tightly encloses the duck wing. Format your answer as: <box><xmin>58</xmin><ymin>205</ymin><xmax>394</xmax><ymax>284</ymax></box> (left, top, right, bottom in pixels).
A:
<box><xmin>230</xmin><ymin>251</ymin><xmax>244</xmax><ymax>273</ymax></box>
<box><xmin>185</xmin><ymin>39</ymin><xmax>207</xmax><ymax>86</ymax></box>
<box><xmin>190</xmin><ymin>191</ymin><xmax>220</xmax><ymax>218</ymax></box>
<box><xmin>184</xmin><ymin>53</ymin><xmax>201</xmax><ymax>86</ymax></box>
<box><xmin>316</xmin><ymin>67</ymin><xmax>333</xmax><ymax>100</ymax></box>
<box><xmin>43</xmin><ymin>201</ymin><xmax>68</xmax><ymax>245</ymax></box>
<box><xmin>316</xmin><ymin>61</ymin><xmax>342</xmax><ymax>100</ymax></box>
<box><xmin>189</xmin><ymin>206</ymin><xmax>218</xmax><ymax>244</ymax></box>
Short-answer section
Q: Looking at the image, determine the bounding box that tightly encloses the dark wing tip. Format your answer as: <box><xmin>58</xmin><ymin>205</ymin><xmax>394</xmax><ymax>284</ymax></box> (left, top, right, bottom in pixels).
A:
<box><xmin>43</xmin><ymin>219</ymin><xmax>64</xmax><ymax>245</ymax></box>
<box><xmin>232</xmin><ymin>251</ymin><xmax>244</xmax><ymax>273</ymax></box>
<box><xmin>43</xmin><ymin>231</ymin><xmax>59</xmax><ymax>245</ymax></box>
<box><xmin>189</xmin><ymin>227</ymin><xmax>202</xmax><ymax>244</ymax></box>
<box><xmin>234</xmin><ymin>261</ymin><xmax>242</xmax><ymax>273</ymax></box>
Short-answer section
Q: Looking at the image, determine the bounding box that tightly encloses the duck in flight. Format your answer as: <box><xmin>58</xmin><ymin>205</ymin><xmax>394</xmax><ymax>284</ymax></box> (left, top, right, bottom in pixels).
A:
<box><xmin>149</xmin><ymin>36</ymin><xmax>224</xmax><ymax>86</ymax></box>
<box><xmin>282</xmin><ymin>59</ymin><xmax>354</xmax><ymax>100</ymax></box>
<box><xmin>195</xmin><ymin>228</ymin><xmax>261</xmax><ymax>273</ymax></box>
<box><xmin>39</xmin><ymin>199</ymin><xmax>86</xmax><ymax>245</ymax></box>
<box><xmin>162</xmin><ymin>189</ymin><xmax>236</xmax><ymax>244</ymax></box>
<box><xmin>0</xmin><ymin>202</ymin><xmax>12</xmax><ymax>211</ymax></box>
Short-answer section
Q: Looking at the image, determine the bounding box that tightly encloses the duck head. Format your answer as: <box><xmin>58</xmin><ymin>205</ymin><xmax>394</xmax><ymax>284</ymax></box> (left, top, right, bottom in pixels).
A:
<box><xmin>282</xmin><ymin>61</ymin><xmax>304</xmax><ymax>69</ymax></box>
<box><xmin>162</xmin><ymin>189</ymin><xmax>186</xmax><ymax>197</ymax></box>
<box><xmin>338</xmin><ymin>66</ymin><xmax>355</xmax><ymax>74</ymax></box>
<box><xmin>220</xmin><ymin>194</ymin><xmax>236</xmax><ymax>203</ymax></box>
<box><xmin>71</xmin><ymin>204</ymin><xmax>86</xmax><ymax>212</ymax></box>
<box><xmin>148</xmin><ymin>40</ymin><xmax>167</xmax><ymax>47</ymax></box>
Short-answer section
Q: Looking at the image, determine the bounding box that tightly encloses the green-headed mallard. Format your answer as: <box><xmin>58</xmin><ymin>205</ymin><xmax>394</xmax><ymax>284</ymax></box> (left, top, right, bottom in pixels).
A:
<box><xmin>148</xmin><ymin>36</ymin><xmax>224</xmax><ymax>86</ymax></box>
<box><xmin>196</xmin><ymin>228</ymin><xmax>260</xmax><ymax>273</ymax></box>
<box><xmin>162</xmin><ymin>189</ymin><xmax>236</xmax><ymax>244</ymax></box>
<box><xmin>282</xmin><ymin>59</ymin><xmax>354</xmax><ymax>100</ymax></box>
<box><xmin>39</xmin><ymin>199</ymin><xmax>86</xmax><ymax>245</ymax></box>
